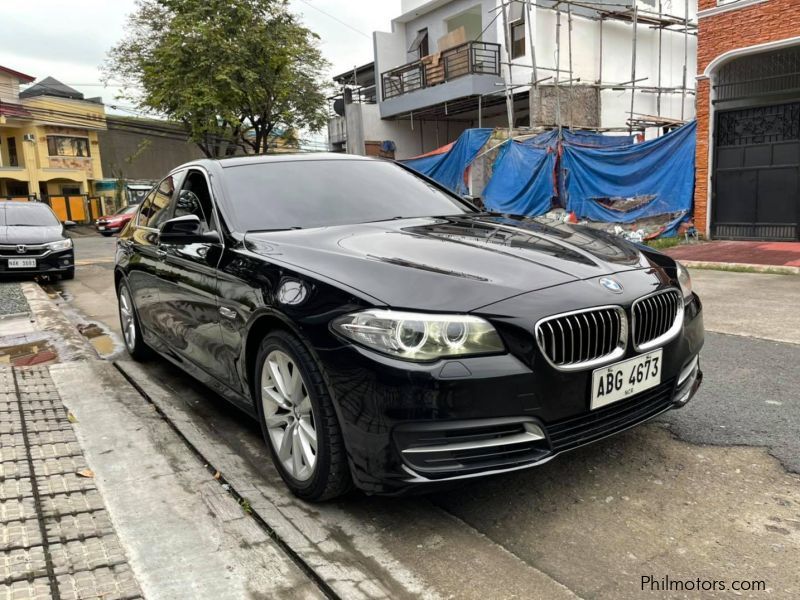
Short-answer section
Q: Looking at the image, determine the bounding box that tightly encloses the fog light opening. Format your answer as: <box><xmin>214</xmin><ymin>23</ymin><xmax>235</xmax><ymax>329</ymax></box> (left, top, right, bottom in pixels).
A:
<box><xmin>678</xmin><ymin>356</ymin><xmax>699</xmax><ymax>386</ymax></box>
<box><xmin>675</xmin><ymin>362</ymin><xmax>700</xmax><ymax>406</ymax></box>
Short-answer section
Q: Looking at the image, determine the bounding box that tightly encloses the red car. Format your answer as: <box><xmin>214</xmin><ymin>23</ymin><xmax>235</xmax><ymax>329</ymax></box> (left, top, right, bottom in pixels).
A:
<box><xmin>96</xmin><ymin>204</ymin><xmax>139</xmax><ymax>236</ymax></box>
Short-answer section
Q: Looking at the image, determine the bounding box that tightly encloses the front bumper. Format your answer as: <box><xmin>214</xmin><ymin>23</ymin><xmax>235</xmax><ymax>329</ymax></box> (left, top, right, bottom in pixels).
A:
<box><xmin>0</xmin><ymin>249</ymin><xmax>74</xmax><ymax>276</ymax></box>
<box><xmin>316</xmin><ymin>291</ymin><xmax>704</xmax><ymax>495</ymax></box>
<box><xmin>396</xmin><ymin>356</ymin><xmax>702</xmax><ymax>485</ymax></box>
<box><xmin>96</xmin><ymin>222</ymin><xmax>123</xmax><ymax>233</ymax></box>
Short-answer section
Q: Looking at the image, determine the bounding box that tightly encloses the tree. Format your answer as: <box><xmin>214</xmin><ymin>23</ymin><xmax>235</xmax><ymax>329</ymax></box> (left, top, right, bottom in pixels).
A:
<box><xmin>105</xmin><ymin>0</ymin><xmax>330</xmax><ymax>157</ymax></box>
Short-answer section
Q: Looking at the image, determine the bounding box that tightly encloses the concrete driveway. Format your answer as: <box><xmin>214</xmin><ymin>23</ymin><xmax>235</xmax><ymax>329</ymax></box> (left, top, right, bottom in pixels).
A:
<box><xmin>49</xmin><ymin>236</ymin><xmax>800</xmax><ymax>599</ymax></box>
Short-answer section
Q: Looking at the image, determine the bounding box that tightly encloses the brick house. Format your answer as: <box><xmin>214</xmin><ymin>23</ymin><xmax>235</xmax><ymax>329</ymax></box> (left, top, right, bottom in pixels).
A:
<box><xmin>695</xmin><ymin>0</ymin><xmax>800</xmax><ymax>241</ymax></box>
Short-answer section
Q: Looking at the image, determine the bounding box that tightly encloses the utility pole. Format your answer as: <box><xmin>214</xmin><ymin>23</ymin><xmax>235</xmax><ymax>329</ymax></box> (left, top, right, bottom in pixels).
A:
<box><xmin>682</xmin><ymin>0</ymin><xmax>689</xmax><ymax>120</ymax></box>
<box><xmin>567</xmin><ymin>3</ymin><xmax>574</xmax><ymax>129</ymax></box>
<box><xmin>555</xmin><ymin>6</ymin><xmax>562</xmax><ymax>133</ymax></box>
<box><xmin>525</xmin><ymin>0</ymin><xmax>538</xmax><ymax>128</ymax></box>
<box><xmin>501</xmin><ymin>0</ymin><xmax>515</xmax><ymax>135</ymax></box>
<box><xmin>629</xmin><ymin>4</ymin><xmax>638</xmax><ymax>135</ymax></box>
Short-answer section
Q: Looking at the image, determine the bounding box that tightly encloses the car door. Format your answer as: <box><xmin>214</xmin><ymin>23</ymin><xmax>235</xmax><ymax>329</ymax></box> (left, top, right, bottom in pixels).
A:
<box><xmin>156</xmin><ymin>168</ymin><xmax>228</xmax><ymax>383</ymax></box>
<box><xmin>123</xmin><ymin>175</ymin><xmax>178</xmax><ymax>339</ymax></box>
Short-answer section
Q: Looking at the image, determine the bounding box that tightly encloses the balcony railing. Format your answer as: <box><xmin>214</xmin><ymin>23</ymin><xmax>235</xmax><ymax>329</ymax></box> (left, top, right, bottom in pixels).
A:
<box><xmin>381</xmin><ymin>41</ymin><xmax>501</xmax><ymax>101</ymax></box>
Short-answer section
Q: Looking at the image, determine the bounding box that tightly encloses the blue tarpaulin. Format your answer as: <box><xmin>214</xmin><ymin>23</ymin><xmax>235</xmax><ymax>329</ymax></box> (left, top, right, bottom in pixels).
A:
<box><xmin>401</xmin><ymin>123</ymin><xmax>696</xmax><ymax>237</ymax></box>
<box><xmin>561</xmin><ymin>121</ymin><xmax>696</xmax><ymax>223</ymax></box>
<box><xmin>483</xmin><ymin>141</ymin><xmax>556</xmax><ymax>217</ymax></box>
<box><xmin>520</xmin><ymin>129</ymin><xmax>559</xmax><ymax>149</ymax></box>
<box><xmin>401</xmin><ymin>128</ymin><xmax>493</xmax><ymax>194</ymax></box>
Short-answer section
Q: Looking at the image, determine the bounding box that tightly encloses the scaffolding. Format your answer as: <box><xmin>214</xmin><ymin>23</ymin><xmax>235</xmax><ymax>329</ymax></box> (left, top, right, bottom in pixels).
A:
<box><xmin>494</xmin><ymin>0</ymin><xmax>697</xmax><ymax>134</ymax></box>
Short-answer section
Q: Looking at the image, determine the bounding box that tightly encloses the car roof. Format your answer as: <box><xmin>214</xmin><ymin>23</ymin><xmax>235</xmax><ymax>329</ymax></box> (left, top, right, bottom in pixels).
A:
<box><xmin>0</xmin><ymin>200</ymin><xmax>50</xmax><ymax>209</ymax></box>
<box><xmin>174</xmin><ymin>152</ymin><xmax>377</xmax><ymax>172</ymax></box>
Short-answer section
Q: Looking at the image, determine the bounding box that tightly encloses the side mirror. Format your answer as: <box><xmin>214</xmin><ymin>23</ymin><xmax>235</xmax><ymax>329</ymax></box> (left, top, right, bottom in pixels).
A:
<box><xmin>64</xmin><ymin>220</ymin><xmax>77</xmax><ymax>228</ymax></box>
<box><xmin>159</xmin><ymin>215</ymin><xmax>220</xmax><ymax>245</ymax></box>
<box><xmin>461</xmin><ymin>194</ymin><xmax>483</xmax><ymax>210</ymax></box>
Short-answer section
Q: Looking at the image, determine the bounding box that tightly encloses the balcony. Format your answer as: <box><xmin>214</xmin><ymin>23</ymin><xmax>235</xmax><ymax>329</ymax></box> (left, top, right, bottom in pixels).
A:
<box><xmin>379</xmin><ymin>41</ymin><xmax>502</xmax><ymax>118</ymax></box>
<box><xmin>382</xmin><ymin>41</ymin><xmax>501</xmax><ymax>100</ymax></box>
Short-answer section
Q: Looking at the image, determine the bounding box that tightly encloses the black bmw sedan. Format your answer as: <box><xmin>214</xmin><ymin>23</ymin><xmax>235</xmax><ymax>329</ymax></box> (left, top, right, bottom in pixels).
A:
<box><xmin>0</xmin><ymin>201</ymin><xmax>75</xmax><ymax>279</ymax></box>
<box><xmin>114</xmin><ymin>155</ymin><xmax>703</xmax><ymax>501</ymax></box>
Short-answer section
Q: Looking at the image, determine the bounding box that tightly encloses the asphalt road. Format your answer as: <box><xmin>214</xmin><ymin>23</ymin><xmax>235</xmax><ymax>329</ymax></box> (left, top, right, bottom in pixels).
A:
<box><xmin>52</xmin><ymin>234</ymin><xmax>800</xmax><ymax>598</ymax></box>
<box><xmin>660</xmin><ymin>331</ymin><xmax>800</xmax><ymax>473</ymax></box>
<box><xmin>63</xmin><ymin>234</ymin><xmax>800</xmax><ymax>472</ymax></box>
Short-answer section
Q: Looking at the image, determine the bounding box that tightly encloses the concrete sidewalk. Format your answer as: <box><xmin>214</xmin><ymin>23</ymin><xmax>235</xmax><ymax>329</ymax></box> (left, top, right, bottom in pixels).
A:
<box><xmin>1</xmin><ymin>281</ymin><xmax>320</xmax><ymax>599</ymax></box>
<box><xmin>1</xmin><ymin>365</ymin><xmax>142</xmax><ymax>599</ymax></box>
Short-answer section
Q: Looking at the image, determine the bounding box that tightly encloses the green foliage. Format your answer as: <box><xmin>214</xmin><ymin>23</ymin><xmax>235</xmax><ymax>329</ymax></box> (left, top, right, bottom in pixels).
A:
<box><xmin>106</xmin><ymin>0</ymin><xmax>330</xmax><ymax>157</ymax></box>
<box><xmin>645</xmin><ymin>237</ymin><xmax>682</xmax><ymax>250</ymax></box>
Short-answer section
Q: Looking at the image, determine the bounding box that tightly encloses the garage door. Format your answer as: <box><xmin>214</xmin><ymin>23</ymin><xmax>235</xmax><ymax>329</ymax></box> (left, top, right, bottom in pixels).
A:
<box><xmin>713</xmin><ymin>103</ymin><xmax>800</xmax><ymax>240</ymax></box>
<box><xmin>711</xmin><ymin>46</ymin><xmax>800</xmax><ymax>241</ymax></box>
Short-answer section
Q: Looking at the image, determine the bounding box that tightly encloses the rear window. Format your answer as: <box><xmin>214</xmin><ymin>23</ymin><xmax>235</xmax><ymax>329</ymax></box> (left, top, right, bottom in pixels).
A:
<box><xmin>0</xmin><ymin>203</ymin><xmax>60</xmax><ymax>227</ymax></box>
<box><xmin>221</xmin><ymin>159</ymin><xmax>473</xmax><ymax>232</ymax></box>
<box><xmin>116</xmin><ymin>204</ymin><xmax>139</xmax><ymax>215</ymax></box>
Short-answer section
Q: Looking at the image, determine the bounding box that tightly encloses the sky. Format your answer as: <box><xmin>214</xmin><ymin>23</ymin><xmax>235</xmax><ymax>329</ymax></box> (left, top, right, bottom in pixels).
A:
<box><xmin>0</xmin><ymin>0</ymin><xmax>400</xmax><ymax>113</ymax></box>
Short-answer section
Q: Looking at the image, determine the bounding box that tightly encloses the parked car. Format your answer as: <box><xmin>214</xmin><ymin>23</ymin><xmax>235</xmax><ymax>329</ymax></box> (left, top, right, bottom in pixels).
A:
<box><xmin>0</xmin><ymin>201</ymin><xmax>75</xmax><ymax>280</ymax></box>
<box><xmin>96</xmin><ymin>204</ymin><xmax>140</xmax><ymax>236</ymax></box>
<box><xmin>114</xmin><ymin>155</ymin><xmax>704</xmax><ymax>501</ymax></box>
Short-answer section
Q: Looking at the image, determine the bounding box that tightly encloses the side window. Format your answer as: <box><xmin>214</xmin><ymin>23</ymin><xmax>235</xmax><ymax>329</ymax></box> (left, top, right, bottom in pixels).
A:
<box><xmin>136</xmin><ymin>190</ymin><xmax>156</xmax><ymax>227</ymax></box>
<box><xmin>174</xmin><ymin>170</ymin><xmax>215</xmax><ymax>231</ymax></box>
<box><xmin>139</xmin><ymin>176</ymin><xmax>176</xmax><ymax>229</ymax></box>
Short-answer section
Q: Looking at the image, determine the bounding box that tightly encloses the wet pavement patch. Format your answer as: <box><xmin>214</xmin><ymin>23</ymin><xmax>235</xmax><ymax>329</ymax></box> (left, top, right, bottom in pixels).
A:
<box><xmin>0</xmin><ymin>332</ymin><xmax>59</xmax><ymax>367</ymax></box>
<box><xmin>0</xmin><ymin>282</ymin><xmax>30</xmax><ymax>317</ymax></box>
<box><xmin>76</xmin><ymin>322</ymin><xmax>119</xmax><ymax>357</ymax></box>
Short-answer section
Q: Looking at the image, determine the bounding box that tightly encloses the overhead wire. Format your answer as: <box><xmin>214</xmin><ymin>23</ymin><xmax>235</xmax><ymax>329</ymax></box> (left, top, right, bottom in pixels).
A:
<box><xmin>294</xmin><ymin>0</ymin><xmax>371</xmax><ymax>39</ymax></box>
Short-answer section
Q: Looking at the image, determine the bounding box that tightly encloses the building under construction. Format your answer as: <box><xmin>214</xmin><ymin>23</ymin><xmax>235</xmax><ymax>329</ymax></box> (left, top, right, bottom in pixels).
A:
<box><xmin>329</xmin><ymin>0</ymin><xmax>697</xmax><ymax>159</ymax></box>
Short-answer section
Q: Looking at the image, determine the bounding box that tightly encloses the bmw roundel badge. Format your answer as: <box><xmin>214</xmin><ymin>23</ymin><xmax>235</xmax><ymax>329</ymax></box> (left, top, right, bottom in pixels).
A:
<box><xmin>599</xmin><ymin>277</ymin><xmax>624</xmax><ymax>294</ymax></box>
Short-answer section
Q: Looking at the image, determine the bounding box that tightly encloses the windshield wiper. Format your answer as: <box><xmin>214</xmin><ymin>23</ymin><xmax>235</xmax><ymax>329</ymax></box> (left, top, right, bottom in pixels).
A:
<box><xmin>246</xmin><ymin>226</ymin><xmax>304</xmax><ymax>233</ymax></box>
<box><xmin>357</xmin><ymin>216</ymin><xmax>409</xmax><ymax>224</ymax></box>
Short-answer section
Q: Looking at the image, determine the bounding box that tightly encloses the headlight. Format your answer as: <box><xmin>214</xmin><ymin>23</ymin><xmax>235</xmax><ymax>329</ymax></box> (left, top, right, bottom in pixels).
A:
<box><xmin>47</xmin><ymin>239</ymin><xmax>73</xmax><ymax>251</ymax></box>
<box><xmin>331</xmin><ymin>310</ymin><xmax>505</xmax><ymax>361</ymax></box>
<box><xmin>676</xmin><ymin>261</ymin><xmax>692</xmax><ymax>302</ymax></box>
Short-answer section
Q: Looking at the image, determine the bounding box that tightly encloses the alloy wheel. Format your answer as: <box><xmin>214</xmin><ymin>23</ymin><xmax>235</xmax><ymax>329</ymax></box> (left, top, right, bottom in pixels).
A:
<box><xmin>261</xmin><ymin>350</ymin><xmax>318</xmax><ymax>481</ymax></box>
<box><xmin>118</xmin><ymin>286</ymin><xmax>136</xmax><ymax>350</ymax></box>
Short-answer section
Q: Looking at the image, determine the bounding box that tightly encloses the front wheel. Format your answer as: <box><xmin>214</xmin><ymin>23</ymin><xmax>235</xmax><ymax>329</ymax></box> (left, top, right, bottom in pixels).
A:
<box><xmin>117</xmin><ymin>280</ymin><xmax>150</xmax><ymax>360</ymax></box>
<box><xmin>61</xmin><ymin>268</ymin><xmax>75</xmax><ymax>280</ymax></box>
<box><xmin>255</xmin><ymin>331</ymin><xmax>351</xmax><ymax>501</ymax></box>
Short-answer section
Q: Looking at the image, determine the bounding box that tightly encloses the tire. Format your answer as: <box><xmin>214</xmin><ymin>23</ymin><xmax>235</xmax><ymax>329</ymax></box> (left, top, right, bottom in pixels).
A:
<box><xmin>117</xmin><ymin>280</ymin><xmax>150</xmax><ymax>361</ymax></box>
<box><xmin>61</xmin><ymin>268</ymin><xmax>75</xmax><ymax>280</ymax></box>
<box><xmin>255</xmin><ymin>330</ymin><xmax>352</xmax><ymax>501</ymax></box>
<box><xmin>100</xmin><ymin>232</ymin><xmax>112</xmax><ymax>237</ymax></box>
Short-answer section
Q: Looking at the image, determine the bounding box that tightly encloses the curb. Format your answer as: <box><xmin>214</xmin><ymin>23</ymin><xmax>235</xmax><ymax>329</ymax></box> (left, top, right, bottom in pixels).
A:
<box><xmin>19</xmin><ymin>282</ymin><xmax>98</xmax><ymax>361</ymax></box>
<box><xmin>681</xmin><ymin>260</ymin><xmax>800</xmax><ymax>276</ymax></box>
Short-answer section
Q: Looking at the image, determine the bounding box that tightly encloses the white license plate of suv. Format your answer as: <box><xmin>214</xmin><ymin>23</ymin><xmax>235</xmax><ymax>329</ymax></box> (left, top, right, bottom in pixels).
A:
<box><xmin>591</xmin><ymin>349</ymin><xmax>662</xmax><ymax>410</ymax></box>
<box><xmin>8</xmin><ymin>258</ymin><xmax>36</xmax><ymax>269</ymax></box>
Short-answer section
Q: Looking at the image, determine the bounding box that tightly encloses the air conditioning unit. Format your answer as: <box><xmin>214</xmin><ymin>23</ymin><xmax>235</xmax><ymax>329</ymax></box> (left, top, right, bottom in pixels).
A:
<box><xmin>23</xmin><ymin>133</ymin><xmax>35</xmax><ymax>142</ymax></box>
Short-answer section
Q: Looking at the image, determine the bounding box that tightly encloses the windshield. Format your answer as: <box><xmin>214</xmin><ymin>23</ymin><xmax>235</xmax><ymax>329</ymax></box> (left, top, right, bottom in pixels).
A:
<box><xmin>222</xmin><ymin>159</ymin><xmax>474</xmax><ymax>232</ymax></box>
<box><xmin>115</xmin><ymin>204</ymin><xmax>139</xmax><ymax>216</ymax></box>
<box><xmin>0</xmin><ymin>203</ymin><xmax>60</xmax><ymax>227</ymax></box>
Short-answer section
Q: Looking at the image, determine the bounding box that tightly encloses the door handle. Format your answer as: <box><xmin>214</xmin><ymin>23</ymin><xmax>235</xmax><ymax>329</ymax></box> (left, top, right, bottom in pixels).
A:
<box><xmin>155</xmin><ymin>249</ymin><xmax>167</xmax><ymax>260</ymax></box>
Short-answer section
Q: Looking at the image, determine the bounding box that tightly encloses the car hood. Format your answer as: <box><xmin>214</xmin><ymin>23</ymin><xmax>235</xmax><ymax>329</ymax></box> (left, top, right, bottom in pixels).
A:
<box><xmin>244</xmin><ymin>214</ymin><xmax>658</xmax><ymax>312</ymax></box>
<box><xmin>0</xmin><ymin>225</ymin><xmax>65</xmax><ymax>245</ymax></box>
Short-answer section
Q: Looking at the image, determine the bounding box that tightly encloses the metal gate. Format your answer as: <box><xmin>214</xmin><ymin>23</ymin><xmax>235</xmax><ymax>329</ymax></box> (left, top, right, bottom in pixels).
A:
<box><xmin>42</xmin><ymin>194</ymin><xmax>92</xmax><ymax>224</ymax></box>
<box><xmin>711</xmin><ymin>45</ymin><xmax>800</xmax><ymax>241</ymax></box>
<box><xmin>712</xmin><ymin>102</ymin><xmax>800</xmax><ymax>240</ymax></box>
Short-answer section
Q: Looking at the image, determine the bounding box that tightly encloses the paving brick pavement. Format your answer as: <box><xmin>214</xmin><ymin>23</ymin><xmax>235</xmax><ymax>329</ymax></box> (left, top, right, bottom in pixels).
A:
<box><xmin>1</xmin><ymin>366</ymin><xmax>142</xmax><ymax>600</ymax></box>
